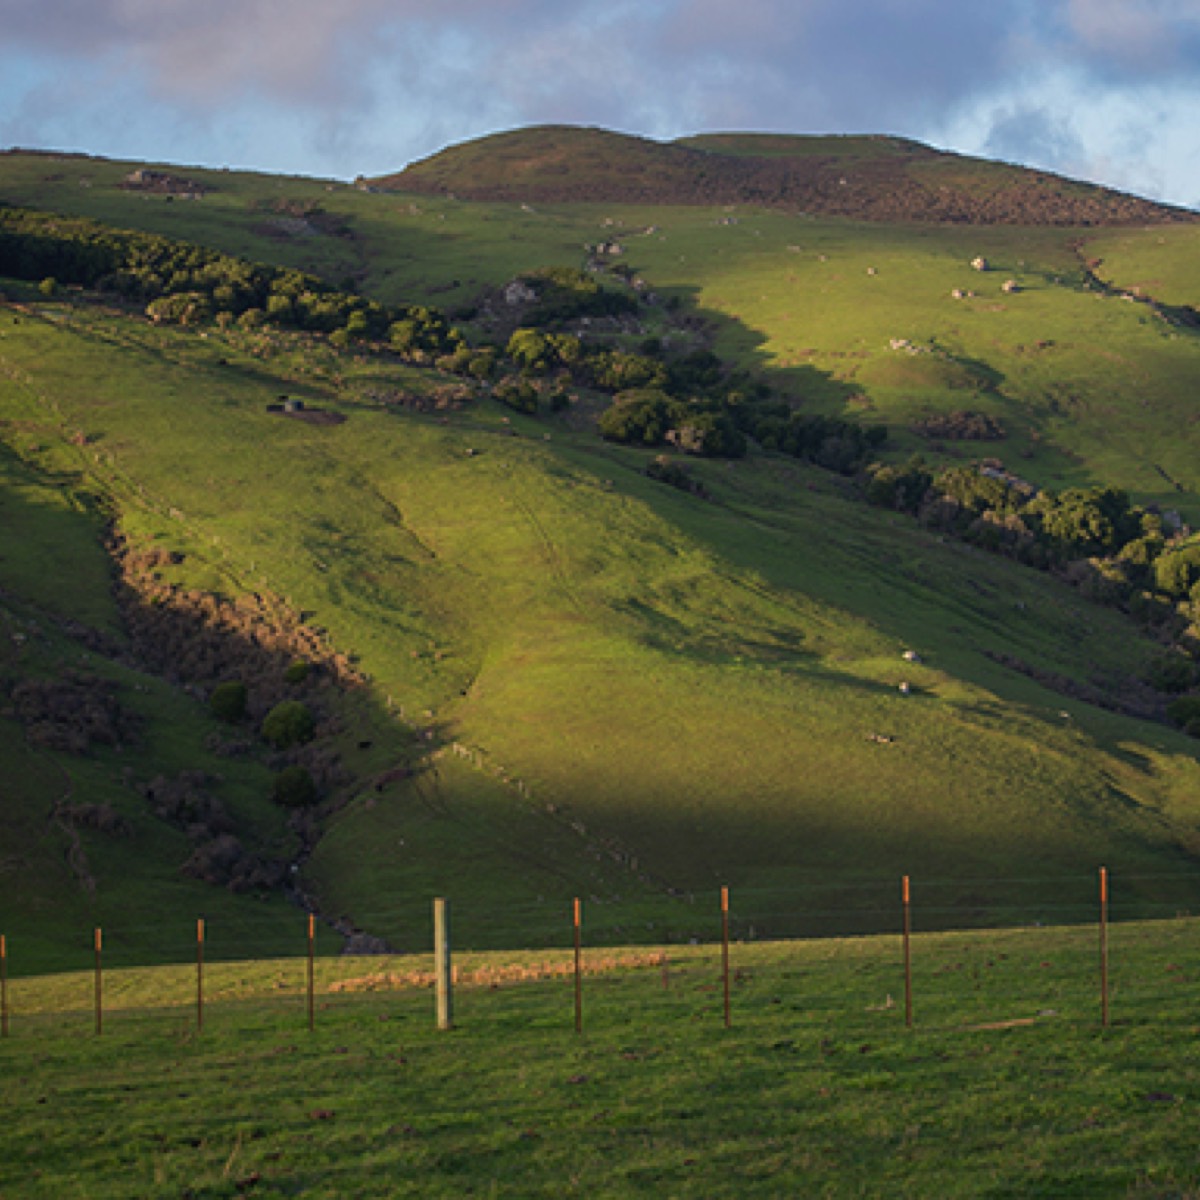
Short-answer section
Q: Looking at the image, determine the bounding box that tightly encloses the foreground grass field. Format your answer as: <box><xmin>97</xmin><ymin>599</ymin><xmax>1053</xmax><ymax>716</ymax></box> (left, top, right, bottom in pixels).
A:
<box><xmin>3</xmin><ymin>918</ymin><xmax>1199</xmax><ymax>1197</ymax></box>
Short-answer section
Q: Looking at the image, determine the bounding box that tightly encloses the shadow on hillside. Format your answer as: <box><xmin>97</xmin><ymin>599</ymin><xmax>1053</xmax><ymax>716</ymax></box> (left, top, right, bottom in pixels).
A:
<box><xmin>657</xmin><ymin>282</ymin><xmax>865</xmax><ymax>416</ymax></box>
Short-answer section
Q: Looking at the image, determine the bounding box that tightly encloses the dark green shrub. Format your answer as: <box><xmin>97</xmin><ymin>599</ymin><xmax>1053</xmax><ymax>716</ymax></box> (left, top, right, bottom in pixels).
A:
<box><xmin>1148</xmin><ymin>655</ymin><xmax>1196</xmax><ymax>694</ymax></box>
<box><xmin>284</xmin><ymin>659</ymin><xmax>311</xmax><ymax>685</ymax></box>
<box><xmin>209</xmin><ymin>680</ymin><xmax>247</xmax><ymax>723</ymax></box>
<box><xmin>1153</xmin><ymin>541</ymin><xmax>1200</xmax><ymax>598</ymax></box>
<box><xmin>1166</xmin><ymin>695</ymin><xmax>1200</xmax><ymax>730</ymax></box>
<box><xmin>261</xmin><ymin>700</ymin><xmax>315</xmax><ymax>748</ymax></box>
<box><xmin>493</xmin><ymin>377</ymin><xmax>540</xmax><ymax>414</ymax></box>
<box><xmin>271</xmin><ymin>765</ymin><xmax>317</xmax><ymax>808</ymax></box>
<box><xmin>667</xmin><ymin>412</ymin><xmax>746</xmax><ymax>458</ymax></box>
<box><xmin>598</xmin><ymin>389</ymin><xmax>682</xmax><ymax>446</ymax></box>
<box><xmin>864</xmin><ymin>460</ymin><xmax>933</xmax><ymax>514</ymax></box>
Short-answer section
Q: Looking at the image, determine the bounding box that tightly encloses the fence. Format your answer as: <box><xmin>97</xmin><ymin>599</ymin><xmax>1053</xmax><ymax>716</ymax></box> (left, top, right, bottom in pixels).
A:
<box><xmin>4</xmin><ymin>866</ymin><xmax>1197</xmax><ymax>1045</ymax></box>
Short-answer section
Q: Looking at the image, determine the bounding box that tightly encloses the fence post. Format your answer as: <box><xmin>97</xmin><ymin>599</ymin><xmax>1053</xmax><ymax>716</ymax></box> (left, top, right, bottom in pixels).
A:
<box><xmin>573</xmin><ymin>897</ymin><xmax>583</xmax><ymax>1035</ymax></box>
<box><xmin>1099</xmin><ymin>867</ymin><xmax>1110</xmax><ymax>1029</ymax></box>
<box><xmin>307</xmin><ymin>913</ymin><xmax>315</xmax><ymax>1033</ymax></box>
<box><xmin>902</xmin><ymin>876</ymin><xmax>913</xmax><ymax>1029</ymax></box>
<box><xmin>1</xmin><ymin>934</ymin><xmax>8</xmax><ymax>1038</ymax></box>
<box><xmin>434</xmin><ymin>898</ymin><xmax>452</xmax><ymax>1031</ymax></box>
<box><xmin>196</xmin><ymin>918</ymin><xmax>205</xmax><ymax>1033</ymax></box>
<box><xmin>94</xmin><ymin>927</ymin><xmax>103</xmax><ymax>1036</ymax></box>
<box><xmin>721</xmin><ymin>885</ymin><xmax>731</xmax><ymax>1029</ymax></box>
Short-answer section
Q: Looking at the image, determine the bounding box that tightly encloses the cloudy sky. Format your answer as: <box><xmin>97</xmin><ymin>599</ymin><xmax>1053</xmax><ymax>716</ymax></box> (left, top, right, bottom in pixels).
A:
<box><xmin>2</xmin><ymin>0</ymin><xmax>1198</xmax><ymax>208</ymax></box>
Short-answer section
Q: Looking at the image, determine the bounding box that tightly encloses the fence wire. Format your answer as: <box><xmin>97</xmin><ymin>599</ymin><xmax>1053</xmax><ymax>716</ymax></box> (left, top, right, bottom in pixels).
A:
<box><xmin>2</xmin><ymin>868</ymin><xmax>1198</xmax><ymax>1044</ymax></box>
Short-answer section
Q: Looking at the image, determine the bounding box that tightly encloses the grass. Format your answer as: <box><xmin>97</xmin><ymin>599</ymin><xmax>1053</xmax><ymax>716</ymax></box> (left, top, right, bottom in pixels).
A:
<box><xmin>2</xmin><ymin>919</ymin><xmax>1199</xmax><ymax>1196</ymax></box>
<box><xmin>1</xmin><ymin>149</ymin><xmax>1200</xmax><ymax>968</ymax></box>
<box><xmin>2</xmin><ymin>289</ymin><xmax>1200</xmax><ymax>962</ymax></box>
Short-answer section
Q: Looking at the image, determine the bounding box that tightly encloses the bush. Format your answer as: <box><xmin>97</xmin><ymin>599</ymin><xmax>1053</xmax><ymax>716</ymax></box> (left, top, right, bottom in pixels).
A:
<box><xmin>271</xmin><ymin>765</ymin><xmax>317</xmax><ymax>808</ymax></box>
<box><xmin>1153</xmin><ymin>541</ymin><xmax>1200</xmax><ymax>598</ymax></box>
<box><xmin>284</xmin><ymin>659</ymin><xmax>311</xmax><ymax>685</ymax></box>
<box><xmin>912</xmin><ymin>410</ymin><xmax>1006</xmax><ymax>441</ymax></box>
<box><xmin>666</xmin><ymin>411</ymin><xmax>747</xmax><ymax>458</ymax></box>
<box><xmin>1148</xmin><ymin>655</ymin><xmax>1197</xmax><ymax>694</ymax></box>
<box><xmin>493</xmin><ymin>377</ymin><xmax>540</xmax><ymax>414</ymax></box>
<box><xmin>209</xmin><ymin>681</ymin><xmax>247</xmax><ymax>723</ymax></box>
<box><xmin>598</xmin><ymin>389</ymin><xmax>682</xmax><ymax>446</ymax></box>
<box><xmin>261</xmin><ymin>700</ymin><xmax>315</xmax><ymax>748</ymax></box>
<box><xmin>864</xmin><ymin>460</ymin><xmax>933</xmax><ymax>514</ymax></box>
<box><xmin>1167</xmin><ymin>695</ymin><xmax>1200</xmax><ymax>735</ymax></box>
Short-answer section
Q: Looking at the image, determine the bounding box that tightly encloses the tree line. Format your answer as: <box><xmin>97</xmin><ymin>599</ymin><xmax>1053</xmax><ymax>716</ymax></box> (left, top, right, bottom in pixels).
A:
<box><xmin>0</xmin><ymin>204</ymin><xmax>456</xmax><ymax>355</ymax></box>
<box><xmin>863</xmin><ymin>457</ymin><xmax>1200</xmax><ymax>728</ymax></box>
<box><xmin>0</xmin><ymin>210</ymin><xmax>889</xmax><ymax>473</ymax></box>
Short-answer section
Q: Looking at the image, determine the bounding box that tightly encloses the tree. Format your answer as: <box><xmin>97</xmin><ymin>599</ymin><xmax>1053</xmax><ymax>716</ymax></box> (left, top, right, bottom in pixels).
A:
<box><xmin>209</xmin><ymin>680</ymin><xmax>247</xmax><ymax>723</ymax></box>
<box><xmin>261</xmin><ymin>700</ymin><xmax>315</xmax><ymax>748</ymax></box>
<box><xmin>507</xmin><ymin>328</ymin><xmax>550</xmax><ymax>372</ymax></box>
<box><xmin>598</xmin><ymin>389</ymin><xmax>683</xmax><ymax>446</ymax></box>
<box><xmin>271</xmin><ymin>765</ymin><xmax>317</xmax><ymax>807</ymax></box>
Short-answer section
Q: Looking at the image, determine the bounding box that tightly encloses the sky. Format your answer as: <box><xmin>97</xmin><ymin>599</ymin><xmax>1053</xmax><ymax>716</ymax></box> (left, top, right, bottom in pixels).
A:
<box><xmin>2</xmin><ymin>0</ymin><xmax>1198</xmax><ymax>209</ymax></box>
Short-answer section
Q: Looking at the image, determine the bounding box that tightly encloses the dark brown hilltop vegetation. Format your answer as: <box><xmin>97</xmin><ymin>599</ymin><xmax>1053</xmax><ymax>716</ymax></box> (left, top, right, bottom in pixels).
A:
<box><xmin>375</xmin><ymin>125</ymin><xmax>1198</xmax><ymax>226</ymax></box>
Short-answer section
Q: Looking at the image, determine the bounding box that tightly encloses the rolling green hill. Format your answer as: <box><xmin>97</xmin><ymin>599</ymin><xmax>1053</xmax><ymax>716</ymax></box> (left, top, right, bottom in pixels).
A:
<box><xmin>377</xmin><ymin>125</ymin><xmax>1195</xmax><ymax>226</ymax></box>
<box><xmin>1</xmin><ymin>129</ymin><xmax>1199</xmax><ymax>969</ymax></box>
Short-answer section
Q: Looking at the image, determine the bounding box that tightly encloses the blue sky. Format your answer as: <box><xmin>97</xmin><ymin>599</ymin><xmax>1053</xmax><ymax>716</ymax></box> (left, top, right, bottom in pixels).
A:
<box><xmin>2</xmin><ymin>0</ymin><xmax>1198</xmax><ymax>208</ymax></box>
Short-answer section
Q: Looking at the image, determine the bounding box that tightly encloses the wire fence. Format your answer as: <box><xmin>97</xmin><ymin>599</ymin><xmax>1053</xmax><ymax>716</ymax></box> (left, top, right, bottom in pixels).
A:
<box><xmin>3</xmin><ymin>868</ymin><xmax>1198</xmax><ymax>1044</ymax></box>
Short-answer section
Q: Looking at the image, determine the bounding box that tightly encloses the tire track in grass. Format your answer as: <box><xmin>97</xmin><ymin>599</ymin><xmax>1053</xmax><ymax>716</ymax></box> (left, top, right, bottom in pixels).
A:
<box><xmin>509</xmin><ymin>484</ymin><xmax>588</xmax><ymax>617</ymax></box>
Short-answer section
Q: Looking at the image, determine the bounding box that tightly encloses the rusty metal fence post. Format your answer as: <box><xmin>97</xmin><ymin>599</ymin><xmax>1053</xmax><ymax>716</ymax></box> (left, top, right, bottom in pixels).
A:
<box><xmin>196</xmin><ymin>918</ymin><xmax>205</xmax><ymax>1033</ymax></box>
<box><xmin>1</xmin><ymin>934</ymin><xmax>8</xmax><ymax>1038</ymax></box>
<box><xmin>902</xmin><ymin>876</ymin><xmax>913</xmax><ymax>1029</ymax></box>
<box><xmin>573</xmin><ymin>898</ymin><xmax>583</xmax><ymax>1034</ymax></box>
<box><xmin>1100</xmin><ymin>867</ymin><xmax>1110</xmax><ymax>1029</ymax></box>
<box><xmin>307</xmin><ymin>913</ymin><xmax>316</xmax><ymax>1033</ymax></box>
<box><xmin>94</xmin><ymin>927</ymin><xmax>103</xmax><ymax>1036</ymax></box>
<box><xmin>721</xmin><ymin>886</ymin><xmax>731</xmax><ymax>1029</ymax></box>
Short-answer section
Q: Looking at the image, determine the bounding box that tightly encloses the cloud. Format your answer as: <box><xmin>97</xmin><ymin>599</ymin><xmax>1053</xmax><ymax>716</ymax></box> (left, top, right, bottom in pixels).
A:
<box><xmin>1063</xmin><ymin>0</ymin><xmax>1200</xmax><ymax>77</ymax></box>
<box><xmin>2</xmin><ymin>0</ymin><xmax>1198</xmax><ymax>204</ymax></box>
<box><xmin>982</xmin><ymin>105</ymin><xmax>1085</xmax><ymax>172</ymax></box>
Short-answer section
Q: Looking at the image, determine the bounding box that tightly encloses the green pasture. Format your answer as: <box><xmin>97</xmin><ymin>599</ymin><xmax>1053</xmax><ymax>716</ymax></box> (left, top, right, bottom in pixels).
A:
<box><xmin>4</xmin><ymin>150</ymin><xmax>1199</xmax><ymax>505</ymax></box>
<box><xmin>2</xmin><ymin>920</ymin><xmax>1199</xmax><ymax>1196</ymax></box>
<box><xmin>1</xmin><ymin>147</ymin><xmax>1200</xmax><ymax>967</ymax></box>
<box><xmin>2</xmin><ymin>296</ymin><xmax>1199</xmax><ymax>964</ymax></box>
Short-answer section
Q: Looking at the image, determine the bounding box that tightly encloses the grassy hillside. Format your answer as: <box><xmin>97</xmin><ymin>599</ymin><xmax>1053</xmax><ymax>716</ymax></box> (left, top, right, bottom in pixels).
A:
<box><xmin>1</xmin><ymin>135</ymin><xmax>1199</xmax><ymax>965</ymax></box>
<box><xmin>377</xmin><ymin>126</ymin><xmax>1194</xmax><ymax>226</ymax></box>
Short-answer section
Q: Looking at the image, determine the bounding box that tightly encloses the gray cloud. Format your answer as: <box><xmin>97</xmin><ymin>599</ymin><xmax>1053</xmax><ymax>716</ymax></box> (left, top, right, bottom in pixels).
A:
<box><xmin>3</xmin><ymin>0</ymin><xmax>1198</xmax><ymax>202</ymax></box>
<box><xmin>983</xmin><ymin>105</ymin><xmax>1086</xmax><ymax>171</ymax></box>
<box><xmin>1063</xmin><ymin>0</ymin><xmax>1200</xmax><ymax>77</ymax></box>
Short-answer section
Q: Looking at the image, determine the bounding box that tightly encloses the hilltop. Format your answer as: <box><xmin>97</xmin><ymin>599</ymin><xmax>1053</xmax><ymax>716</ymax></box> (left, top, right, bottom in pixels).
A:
<box><xmin>375</xmin><ymin>125</ymin><xmax>1197</xmax><ymax>226</ymax></box>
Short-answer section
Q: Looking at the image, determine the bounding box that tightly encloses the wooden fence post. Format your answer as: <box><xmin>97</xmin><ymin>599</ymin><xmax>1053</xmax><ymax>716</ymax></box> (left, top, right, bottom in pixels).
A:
<box><xmin>1099</xmin><ymin>867</ymin><xmax>1110</xmax><ymax>1029</ymax></box>
<box><xmin>721</xmin><ymin>886</ymin><xmax>731</xmax><ymax>1029</ymax></box>
<box><xmin>435</xmin><ymin>898</ymin><xmax>452</xmax><ymax>1031</ymax></box>
<box><xmin>573</xmin><ymin>898</ymin><xmax>583</xmax><ymax>1035</ymax></box>
<box><xmin>902</xmin><ymin>876</ymin><xmax>913</xmax><ymax>1029</ymax></box>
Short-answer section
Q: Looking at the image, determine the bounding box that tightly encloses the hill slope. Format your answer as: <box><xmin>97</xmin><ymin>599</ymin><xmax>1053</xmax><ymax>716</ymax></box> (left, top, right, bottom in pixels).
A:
<box><xmin>1</xmin><ymin>135</ymin><xmax>1200</xmax><ymax>966</ymax></box>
